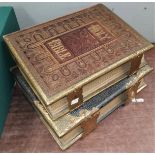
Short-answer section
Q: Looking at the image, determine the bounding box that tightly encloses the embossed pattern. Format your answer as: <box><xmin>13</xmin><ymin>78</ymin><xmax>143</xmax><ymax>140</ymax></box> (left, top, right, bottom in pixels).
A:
<box><xmin>0</xmin><ymin>48</ymin><xmax>154</xmax><ymax>152</ymax></box>
<box><xmin>4</xmin><ymin>4</ymin><xmax>153</xmax><ymax>104</ymax></box>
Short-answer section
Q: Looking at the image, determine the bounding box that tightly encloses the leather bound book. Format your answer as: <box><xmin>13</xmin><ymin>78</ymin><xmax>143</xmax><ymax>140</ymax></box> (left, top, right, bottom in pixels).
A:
<box><xmin>12</xmin><ymin>64</ymin><xmax>153</xmax><ymax>150</ymax></box>
<box><xmin>4</xmin><ymin>4</ymin><xmax>153</xmax><ymax>120</ymax></box>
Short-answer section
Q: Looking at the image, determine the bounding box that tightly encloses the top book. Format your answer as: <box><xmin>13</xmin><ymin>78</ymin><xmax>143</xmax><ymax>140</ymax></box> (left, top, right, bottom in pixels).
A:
<box><xmin>4</xmin><ymin>4</ymin><xmax>153</xmax><ymax>119</ymax></box>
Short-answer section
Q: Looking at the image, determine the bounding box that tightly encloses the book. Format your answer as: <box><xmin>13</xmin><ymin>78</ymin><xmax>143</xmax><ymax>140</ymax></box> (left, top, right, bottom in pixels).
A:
<box><xmin>0</xmin><ymin>7</ymin><xmax>19</xmax><ymax>136</ymax></box>
<box><xmin>4</xmin><ymin>4</ymin><xmax>153</xmax><ymax>120</ymax></box>
<box><xmin>11</xmin><ymin>64</ymin><xmax>153</xmax><ymax>150</ymax></box>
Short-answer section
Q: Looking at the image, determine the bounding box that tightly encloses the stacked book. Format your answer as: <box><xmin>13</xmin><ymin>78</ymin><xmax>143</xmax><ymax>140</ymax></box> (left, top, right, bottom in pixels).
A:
<box><xmin>4</xmin><ymin>4</ymin><xmax>153</xmax><ymax>150</ymax></box>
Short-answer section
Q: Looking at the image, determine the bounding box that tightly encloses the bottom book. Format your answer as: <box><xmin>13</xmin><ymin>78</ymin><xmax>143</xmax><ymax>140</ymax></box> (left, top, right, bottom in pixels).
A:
<box><xmin>12</xmin><ymin>64</ymin><xmax>153</xmax><ymax>150</ymax></box>
<box><xmin>33</xmin><ymin>80</ymin><xmax>146</xmax><ymax>150</ymax></box>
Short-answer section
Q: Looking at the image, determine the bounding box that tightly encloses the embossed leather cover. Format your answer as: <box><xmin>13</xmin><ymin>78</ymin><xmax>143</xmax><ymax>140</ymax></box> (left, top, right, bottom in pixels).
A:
<box><xmin>12</xmin><ymin>64</ymin><xmax>152</xmax><ymax>150</ymax></box>
<box><xmin>4</xmin><ymin>4</ymin><xmax>153</xmax><ymax>106</ymax></box>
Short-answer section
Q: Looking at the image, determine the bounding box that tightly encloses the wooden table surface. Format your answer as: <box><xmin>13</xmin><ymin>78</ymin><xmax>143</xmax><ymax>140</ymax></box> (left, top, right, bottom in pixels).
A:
<box><xmin>0</xmin><ymin>48</ymin><xmax>155</xmax><ymax>153</ymax></box>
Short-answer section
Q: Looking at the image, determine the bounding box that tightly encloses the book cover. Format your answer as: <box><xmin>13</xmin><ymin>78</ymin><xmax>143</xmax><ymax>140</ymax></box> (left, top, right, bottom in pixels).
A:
<box><xmin>4</xmin><ymin>4</ymin><xmax>153</xmax><ymax>110</ymax></box>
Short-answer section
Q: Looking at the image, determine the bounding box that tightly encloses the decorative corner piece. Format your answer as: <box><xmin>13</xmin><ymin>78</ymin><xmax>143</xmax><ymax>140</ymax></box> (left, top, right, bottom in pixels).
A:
<box><xmin>67</xmin><ymin>87</ymin><xmax>83</xmax><ymax>111</ymax></box>
<box><xmin>81</xmin><ymin>112</ymin><xmax>100</xmax><ymax>138</ymax></box>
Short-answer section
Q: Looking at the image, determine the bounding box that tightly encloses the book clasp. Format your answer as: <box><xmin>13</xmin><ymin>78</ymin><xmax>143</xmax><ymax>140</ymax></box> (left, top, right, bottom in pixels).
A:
<box><xmin>81</xmin><ymin>112</ymin><xmax>100</xmax><ymax>138</ymax></box>
<box><xmin>128</xmin><ymin>80</ymin><xmax>141</xmax><ymax>100</ymax></box>
<box><xmin>129</xmin><ymin>54</ymin><xmax>143</xmax><ymax>75</ymax></box>
<box><xmin>67</xmin><ymin>87</ymin><xmax>83</xmax><ymax>111</ymax></box>
<box><xmin>126</xmin><ymin>80</ymin><xmax>141</xmax><ymax>106</ymax></box>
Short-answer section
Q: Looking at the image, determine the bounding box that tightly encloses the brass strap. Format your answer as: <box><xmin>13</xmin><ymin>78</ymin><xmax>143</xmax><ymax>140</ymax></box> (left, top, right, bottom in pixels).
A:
<box><xmin>81</xmin><ymin>112</ymin><xmax>100</xmax><ymax>138</ymax></box>
<box><xmin>127</xmin><ymin>80</ymin><xmax>141</xmax><ymax>100</ymax></box>
<box><xmin>129</xmin><ymin>54</ymin><xmax>143</xmax><ymax>75</ymax></box>
<box><xmin>67</xmin><ymin>87</ymin><xmax>83</xmax><ymax>111</ymax></box>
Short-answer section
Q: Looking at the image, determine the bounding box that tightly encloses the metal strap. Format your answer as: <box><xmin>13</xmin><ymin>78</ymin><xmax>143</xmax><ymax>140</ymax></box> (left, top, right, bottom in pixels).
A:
<box><xmin>81</xmin><ymin>112</ymin><xmax>100</xmax><ymax>138</ymax></box>
<box><xmin>67</xmin><ymin>87</ymin><xmax>83</xmax><ymax>111</ymax></box>
<box><xmin>129</xmin><ymin>54</ymin><xmax>143</xmax><ymax>75</ymax></box>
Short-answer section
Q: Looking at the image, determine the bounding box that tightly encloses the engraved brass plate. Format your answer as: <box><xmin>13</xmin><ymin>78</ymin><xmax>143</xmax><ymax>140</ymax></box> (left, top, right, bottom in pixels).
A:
<box><xmin>67</xmin><ymin>87</ymin><xmax>83</xmax><ymax>110</ymax></box>
<box><xmin>81</xmin><ymin>112</ymin><xmax>100</xmax><ymax>137</ymax></box>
